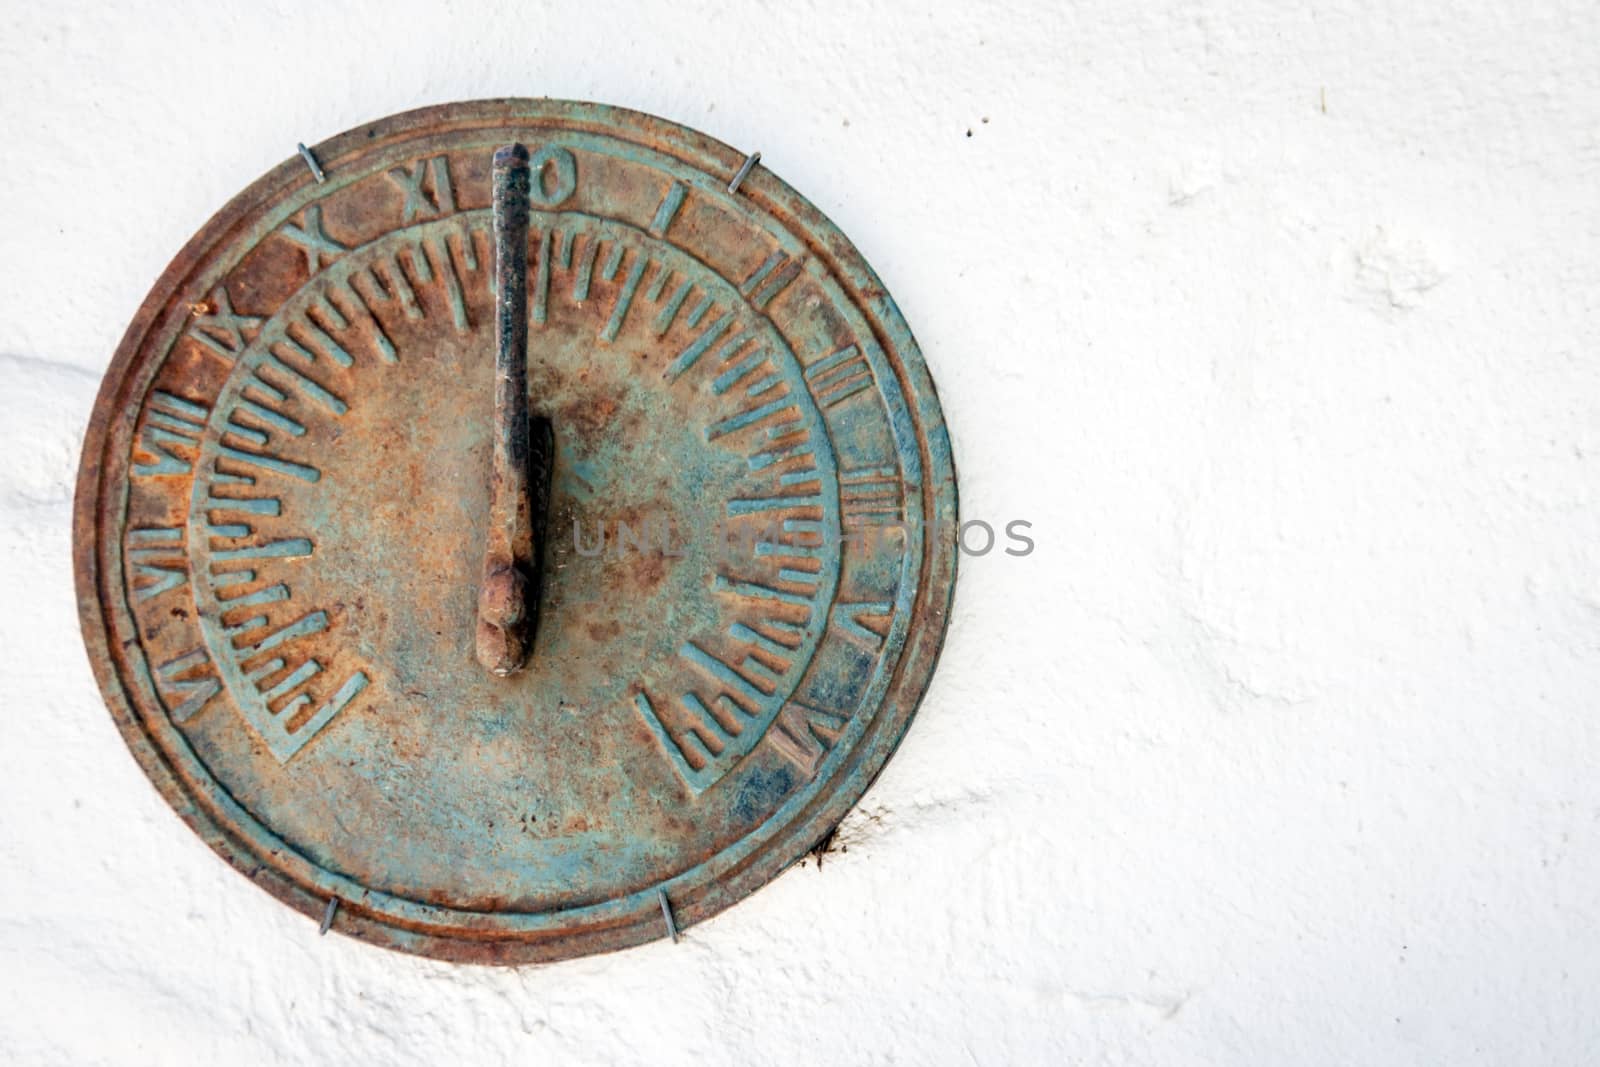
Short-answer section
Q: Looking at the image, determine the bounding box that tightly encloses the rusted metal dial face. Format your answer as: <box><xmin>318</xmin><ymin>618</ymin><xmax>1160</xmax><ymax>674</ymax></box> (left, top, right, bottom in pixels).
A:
<box><xmin>74</xmin><ymin>100</ymin><xmax>957</xmax><ymax>964</ymax></box>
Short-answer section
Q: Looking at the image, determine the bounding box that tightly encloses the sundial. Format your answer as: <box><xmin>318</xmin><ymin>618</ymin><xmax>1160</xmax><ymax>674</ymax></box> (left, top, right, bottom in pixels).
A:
<box><xmin>73</xmin><ymin>99</ymin><xmax>957</xmax><ymax>963</ymax></box>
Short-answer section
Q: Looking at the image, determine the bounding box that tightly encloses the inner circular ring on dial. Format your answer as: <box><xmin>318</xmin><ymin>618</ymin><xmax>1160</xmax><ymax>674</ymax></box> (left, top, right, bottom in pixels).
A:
<box><xmin>183</xmin><ymin>209</ymin><xmax>844</xmax><ymax>909</ymax></box>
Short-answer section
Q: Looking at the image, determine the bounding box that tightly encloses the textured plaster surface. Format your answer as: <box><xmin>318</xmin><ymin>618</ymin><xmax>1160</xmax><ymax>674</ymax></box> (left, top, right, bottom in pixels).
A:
<box><xmin>3</xmin><ymin>1</ymin><xmax>1599</xmax><ymax>1063</ymax></box>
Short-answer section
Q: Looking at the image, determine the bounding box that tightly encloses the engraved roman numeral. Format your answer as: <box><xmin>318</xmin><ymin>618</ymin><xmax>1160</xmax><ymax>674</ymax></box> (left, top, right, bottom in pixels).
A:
<box><xmin>154</xmin><ymin>647</ymin><xmax>222</xmax><ymax>723</ymax></box>
<box><xmin>127</xmin><ymin>526</ymin><xmax>187</xmax><ymax>601</ymax></box>
<box><xmin>769</xmin><ymin>701</ymin><xmax>847</xmax><ymax>778</ymax></box>
<box><xmin>188</xmin><ymin>286</ymin><xmax>262</xmax><ymax>361</ymax></box>
<box><xmin>832</xmin><ymin>600</ymin><xmax>892</xmax><ymax>650</ymax></box>
<box><xmin>133</xmin><ymin>391</ymin><xmax>209</xmax><ymax>477</ymax></box>
<box><xmin>386</xmin><ymin>155</ymin><xmax>456</xmax><ymax>222</ymax></box>
<box><xmin>840</xmin><ymin>466</ymin><xmax>902</xmax><ymax>526</ymax></box>
<box><xmin>740</xmin><ymin>250</ymin><xmax>804</xmax><ymax>310</ymax></box>
<box><xmin>805</xmin><ymin>344</ymin><xmax>874</xmax><ymax>408</ymax></box>
<box><xmin>529</xmin><ymin>145</ymin><xmax>578</xmax><ymax>206</ymax></box>
<box><xmin>278</xmin><ymin>204</ymin><xmax>347</xmax><ymax>272</ymax></box>
<box><xmin>649</xmin><ymin>180</ymin><xmax>687</xmax><ymax>237</ymax></box>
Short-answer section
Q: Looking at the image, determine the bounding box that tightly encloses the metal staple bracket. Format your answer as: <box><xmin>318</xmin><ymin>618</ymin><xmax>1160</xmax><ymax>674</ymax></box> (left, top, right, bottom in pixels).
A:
<box><xmin>727</xmin><ymin>151</ymin><xmax>761</xmax><ymax>194</ymax></box>
<box><xmin>657</xmin><ymin>888</ymin><xmax>679</xmax><ymax>944</ymax></box>
<box><xmin>297</xmin><ymin>142</ymin><xmax>327</xmax><ymax>184</ymax></box>
<box><xmin>319</xmin><ymin>896</ymin><xmax>339</xmax><ymax>935</ymax></box>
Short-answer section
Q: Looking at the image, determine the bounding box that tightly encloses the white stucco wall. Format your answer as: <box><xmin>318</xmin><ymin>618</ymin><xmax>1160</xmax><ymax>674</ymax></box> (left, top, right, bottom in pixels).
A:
<box><xmin>4</xmin><ymin>1</ymin><xmax>1599</xmax><ymax>1063</ymax></box>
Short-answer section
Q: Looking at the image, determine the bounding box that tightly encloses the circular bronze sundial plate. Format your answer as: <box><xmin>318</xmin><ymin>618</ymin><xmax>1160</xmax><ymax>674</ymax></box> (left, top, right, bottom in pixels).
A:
<box><xmin>74</xmin><ymin>99</ymin><xmax>957</xmax><ymax>963</ymax></box>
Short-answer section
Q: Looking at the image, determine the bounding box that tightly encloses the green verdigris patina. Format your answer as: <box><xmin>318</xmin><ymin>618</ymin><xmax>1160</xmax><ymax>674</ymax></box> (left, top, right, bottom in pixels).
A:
<box><xmin>74</xmin><ymin>99</ymin><xmax>957</xmax><ymax>963</ymax></box>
